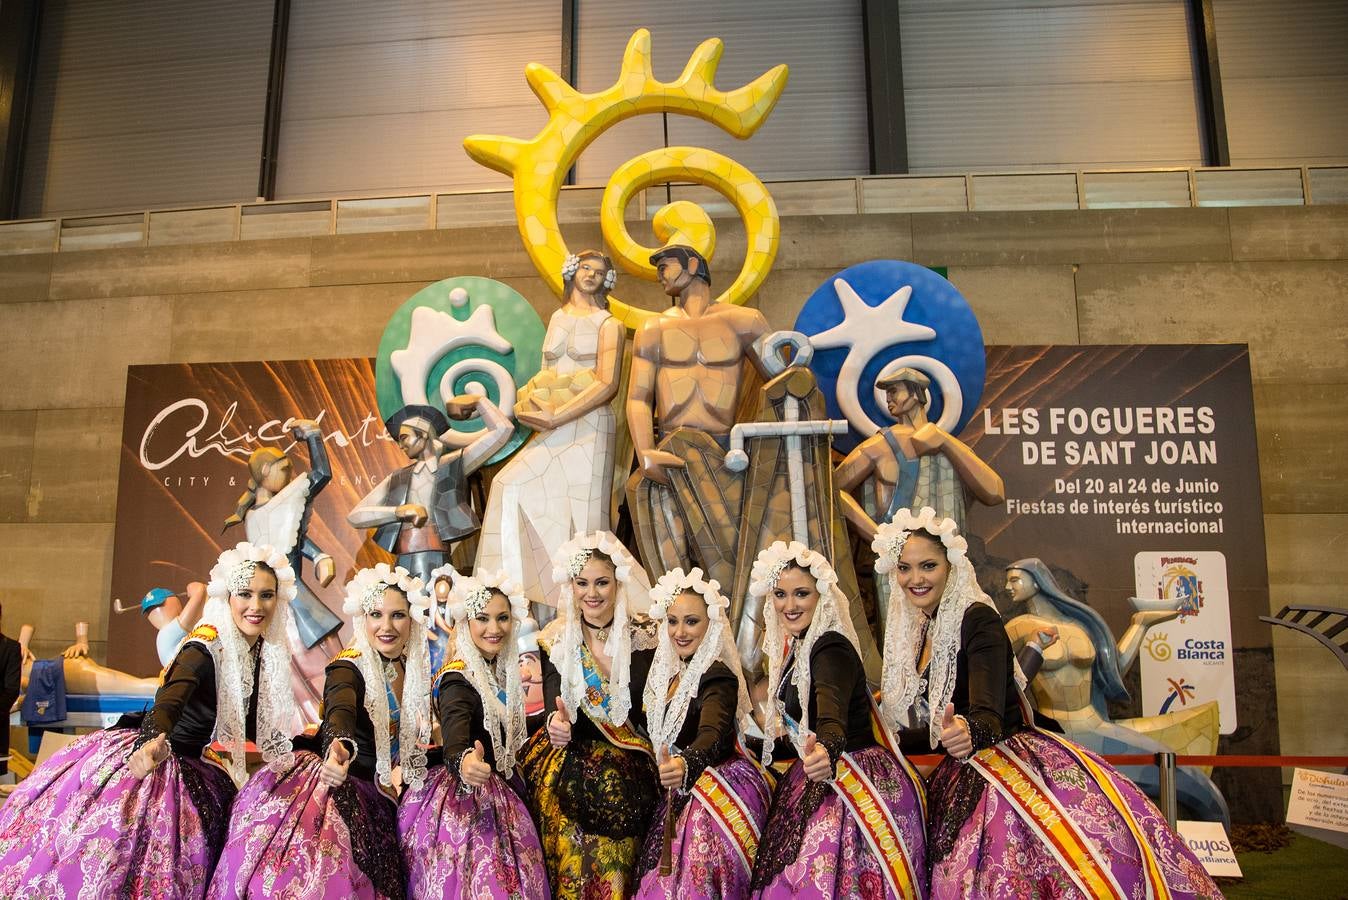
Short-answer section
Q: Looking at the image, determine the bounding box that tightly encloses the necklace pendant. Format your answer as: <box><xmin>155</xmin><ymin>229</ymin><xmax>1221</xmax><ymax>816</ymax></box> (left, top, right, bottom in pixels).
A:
<box><xmin>596</xmin><ymin>627</ymin><xmax>609</xmax><ymax>643</ymax></box>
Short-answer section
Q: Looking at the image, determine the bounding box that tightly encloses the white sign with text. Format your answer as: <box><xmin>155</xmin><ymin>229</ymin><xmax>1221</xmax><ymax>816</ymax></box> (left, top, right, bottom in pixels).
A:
<box><xmin>1134</xmin><ymin>551</ymin><xmax>1237</xmax><ymax>733</ymax></box>
<box><xmin>1176</xmin><ymin>820</ymin><xmax>1242</xmax><ymax>877</ymax></box>
<box><xmin>1286</xmin><ymin>768</ymin><xmax>1348</xmax><ymax>849</ymax></box>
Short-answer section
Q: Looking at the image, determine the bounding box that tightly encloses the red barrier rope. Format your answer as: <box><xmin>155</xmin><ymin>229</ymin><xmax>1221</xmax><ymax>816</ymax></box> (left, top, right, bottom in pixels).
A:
<box><xmin>907</xmin><ymin>753</ymin><xmax>1348</xmax><ymax>768</ymax></box>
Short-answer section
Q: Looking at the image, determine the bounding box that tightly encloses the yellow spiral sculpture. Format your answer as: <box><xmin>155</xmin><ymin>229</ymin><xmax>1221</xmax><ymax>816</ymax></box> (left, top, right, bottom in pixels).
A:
<box><xmin>464</xmin><ymin>28</ymin><xmax>788</xmax><ymax>329</ymax></box>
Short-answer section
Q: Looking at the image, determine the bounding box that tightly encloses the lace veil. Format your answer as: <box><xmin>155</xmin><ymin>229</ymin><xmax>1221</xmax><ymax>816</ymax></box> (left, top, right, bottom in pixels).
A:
<box><xmin>341</xmin><ymin>563</ymin><xmax>432</xmax><ymax>791</ymax></box>
<box><xmin>445</xmin><ymin>570</ymin><xmax>530</xmax><ymax>772</ymax></box>
<box><xmin>191</xmin><ymin>541</ymin><xmax>299</xmax><ymax>785</ymax></box>
<box><xmin>642</xmin><ymin>567</ymin><xmax>753</xmax><ymax>754</ymax></box>
<box><xmin>749</xmin><ymin>541</ymin><xmax>862</xmax><ymax>766</ymax></box>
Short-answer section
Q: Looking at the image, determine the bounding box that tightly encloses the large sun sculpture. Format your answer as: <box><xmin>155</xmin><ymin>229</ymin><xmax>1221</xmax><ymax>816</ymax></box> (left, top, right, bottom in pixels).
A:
<box><xmin>464</xmin><ymin>28</ymin><xmax>789</xmax><ymax>328</ymax></box>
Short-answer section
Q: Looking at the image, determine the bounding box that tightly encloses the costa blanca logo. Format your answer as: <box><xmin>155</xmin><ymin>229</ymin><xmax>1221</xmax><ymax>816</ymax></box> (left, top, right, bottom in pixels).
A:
<box><xmin>1145</xmin><ymin>632</ymin><xmax>1172</xmax><ymax>662</ymax></box>
<box><xmin>1157</xmin><ymin>557</ymin><xmax>1204</xmax><ymax>620</ymax></box>
<box><xmin>1159</xmin><ymin>676</ymin><xmax>1198</xmax><ymax>714</ymax></box>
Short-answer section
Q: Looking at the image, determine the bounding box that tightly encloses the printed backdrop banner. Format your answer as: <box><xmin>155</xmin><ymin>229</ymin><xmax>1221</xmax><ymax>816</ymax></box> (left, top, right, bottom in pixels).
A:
<box><xmin>964</xmin><ymin>344</ymin><xmax>1278</xmax><ymax>819</ymax></box>
<box><xmin>109</xmin><ymin>359</ymin><xmax>405</xmax><ymax>677</ymax></box>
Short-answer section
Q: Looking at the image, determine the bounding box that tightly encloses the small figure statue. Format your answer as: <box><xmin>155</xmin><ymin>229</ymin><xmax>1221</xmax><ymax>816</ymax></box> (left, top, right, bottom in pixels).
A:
<box><xmin>348</xmin><ymin>396</ymin><xmax>513</xmax><ymax>585</ymax></box>
<box><xmin>1004</xmin><ymin>558</ymin><xmax>1228</xmax><ymax>823</ymax></box>
<box><xmin>476</xmin><ymin>250</ymin><xmax>625</xmax><ymax>612</ymax></box>
<box><xmin>110</xmin><ymin>584</ymin><xmax>208</xmax><ymax>667</ymax></box>
<box><xmin>836</xmin><ymin>367</ymin><xmax>1004</xmax><ymax>541</ymax></box>
<box><xmin>17</xmin><ymin>621</ymin><xmax>159</xmax><ymax>698</ymax></box>
<box><xmin>223</xmin><ymin>419</ymin><xmax>341</xmax><ymax>648</ymax></box>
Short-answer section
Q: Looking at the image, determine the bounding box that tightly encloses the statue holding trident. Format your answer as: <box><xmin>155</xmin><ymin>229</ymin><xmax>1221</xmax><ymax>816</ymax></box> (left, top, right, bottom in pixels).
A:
<box><xmin>627</xmin><ymin>245</ymin><xmax>878</xmax><ymax>678</ymax></box>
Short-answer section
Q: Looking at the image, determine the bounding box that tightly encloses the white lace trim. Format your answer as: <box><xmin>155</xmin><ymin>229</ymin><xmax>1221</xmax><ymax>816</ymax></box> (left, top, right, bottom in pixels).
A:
<box><xmin>872</xmin><ymin>507</ymin><xmax>998</xmax><ymax>748</ymax></box>
<box><xmin>748</xmin><ymin>541</ymin><xmax>861</xmax><ymax>766</ymax></box>
<box><xmin>446</xmin><ymin>570</ymin><xmax>530</xmax><ymax>772</ymax></box>
<box><xmin>342</xmin><ymin>565</ymin><xmax>432</xmax><ymax>791</ymax></box>
<box><xmin>198</xmin><ymin>541</ymin><xmax>300</xmax><ymax>785</ymax></box>
<box><xmin>549</xmin><ymin>531</ymin><xmax>643</xmax><ymax>727</ymax></box>
<box><xmin>643</xmin><ymin>568</ymin><xmax>753</xmax><ymax>754</ymax></box>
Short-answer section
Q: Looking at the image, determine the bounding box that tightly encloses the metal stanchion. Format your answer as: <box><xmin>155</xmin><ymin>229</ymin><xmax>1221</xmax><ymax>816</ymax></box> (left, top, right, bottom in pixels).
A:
<box><xmin>1156</xmin><ymin>751</ymin><xmax>1178</xmax><ymax>827</ymax></box>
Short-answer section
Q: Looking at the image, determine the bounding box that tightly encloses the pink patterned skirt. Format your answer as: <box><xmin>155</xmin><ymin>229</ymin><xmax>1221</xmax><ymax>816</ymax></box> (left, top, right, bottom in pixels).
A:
<box><xmin>0</xmin><ymin>727</ymin><xmax>235</xmax><ymax>899</ymax></box>
<box><xmin>751</xmin><ymin>745</ymin><xmax>927</xmax><ymax>899</ymax></box>
<box><xmin>398</xmin><ymin>764</ymin><xmax>549</xmax><ymax>899</ymax></box>
<box><xmin>927</xmin><ymin>730</ymin><xmax>1222</xmax><ymax>899</ymax></box>
<box><xmin>207</xmin><ymin>749</ymin><xmax>404</xmax><ymax>899</ymax></box>
<box><xmin>633</xmin><ymin>755</ymin><xmax>772</xmax><ymax>899</ymax></box>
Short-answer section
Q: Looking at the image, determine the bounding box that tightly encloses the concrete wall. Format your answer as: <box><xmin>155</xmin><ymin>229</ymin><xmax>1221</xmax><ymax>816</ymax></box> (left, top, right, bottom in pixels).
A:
<box><xmin>1</xmin><ymin>205</ymin><xmax>1345</xmax><ymax>771</ymax></box>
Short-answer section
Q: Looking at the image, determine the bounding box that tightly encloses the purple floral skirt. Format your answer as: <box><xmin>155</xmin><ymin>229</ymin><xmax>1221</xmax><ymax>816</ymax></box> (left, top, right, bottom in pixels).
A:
<box><xmin>398</xmin><ymin>764</ymin><xmax>549</xmax><ymax>899</ymax></box>
<box><xmin>0</xmin><ymin>727</ymin><xmax>235</xmax><ymax>899</ymax></box>
<box><xmin>207</xmin><ymin>749</ymin><xmax>404</xmax><ymax>899</ymax></box>
<box><xmin>633</xmin><ymin>755</ymin><xmax>772</xmax><ymax>899</ymax></box>
<box><xmin>751</xmin><ymin>745</ymin><xmax>927</xmax><ymax>899</ymax></box>
<box><xmin>927</xmin><ymin>730</ymin><xmax>1222</xmax><ymax>899</ymax></box>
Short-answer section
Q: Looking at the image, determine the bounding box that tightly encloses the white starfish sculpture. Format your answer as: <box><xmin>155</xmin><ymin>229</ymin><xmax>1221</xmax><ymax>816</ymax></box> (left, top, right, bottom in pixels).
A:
<box><xmin>809</xmin><ymin>277</ymin><xmax>966</xmax><ymax>437</ymax></box>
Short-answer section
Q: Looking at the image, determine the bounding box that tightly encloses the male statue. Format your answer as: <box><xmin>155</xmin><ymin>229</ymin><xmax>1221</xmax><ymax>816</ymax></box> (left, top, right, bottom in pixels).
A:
<box><xmin>836</xmin><ymin>366</ymin><xmax>1004</xmax><ymax>541</ymax></box>
<box><xmin>349</xmin><ymin>396</ymin><xmax>512</xmax><ymax>585</ymax></box>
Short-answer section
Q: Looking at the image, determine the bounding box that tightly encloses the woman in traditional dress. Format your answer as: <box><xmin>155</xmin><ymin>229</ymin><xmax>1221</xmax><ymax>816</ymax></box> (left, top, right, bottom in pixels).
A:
<box><xmin>208</xmin><ymin>563</ymin><xmax>432</xmax><ymax>899</ymax></box>
<box><xmin>398</xmin><ymin>569</ymin><xmax>549</xmax><ymax>898</ymax></box>
<box><xmin>475</xmin><ymin>251</ymin><xmax>625</xmax><ymax>614</ymax></box>
<box><xmin>0</xmin><ymin>542</ymin><xmax>299</xmax><ymax>899</ymax></box>
<box><xmin>633</xmin><ymin>567</ymin><xmax>771</xmax><ymax>899</ymax></box>
<box><xmin>520</xmin><ymin>530</ymin><xmax>660</xmax><ymax>899</ymax></box>
<box><xmin>223</xmin><ymin>419</ymin><xmax>344</xmax><ymax>723</ymax></box>
<box><xmin>873</xmin><ymin>507</ymin><xmax>1221</xmax><ymax>899</ymax></box>
<box><xmin>749</xmin><ymin>541</ymin><xmax>928</xmax><ymax>900</ymax></box>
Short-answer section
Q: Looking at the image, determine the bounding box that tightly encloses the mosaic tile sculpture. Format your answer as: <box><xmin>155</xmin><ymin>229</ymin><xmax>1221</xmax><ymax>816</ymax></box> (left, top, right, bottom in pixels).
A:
<box><xmin>1005</xmin><ymin>559</ymin><xmax>1228</xmax><ymax>823</ymax></box>
<box><xmin>475</xmin><ymin>251</ymin><xmax>625</xmax><ymax>612</ymax></box>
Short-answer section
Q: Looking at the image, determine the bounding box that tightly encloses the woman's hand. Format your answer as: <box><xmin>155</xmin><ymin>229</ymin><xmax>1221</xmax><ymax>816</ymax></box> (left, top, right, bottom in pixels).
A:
<box><xmin>801</xmin><ymin>733</ymin><xmax>834</xmax><ymax>782</ymax></box>
<box><xmin>459</xmin><ymin>740</ymin><xmax>492</xmax><ymax>788</ymax></box>
<box><xmin>657</xmin><ymin>747</ymin><xmax>686</xmax><ymax>790</ymax></box>
<box><xmin>937</xmin><ymin>703</ymin><xmax>973</xmax><ymax>759</ymax></box>
<box><xmin>547</xmin><ymin>696</ymin><xmax>572</xmax><ymax>748</ymax></box>
<box><xmin>320</xmin><ymin>740</ymin><xmax>353</xmax><ymax>789</ymax></box>
<box><xmin>127</xmin><ymin>733</ymin><xmax>170</xmax><ymax>779</ymax></box>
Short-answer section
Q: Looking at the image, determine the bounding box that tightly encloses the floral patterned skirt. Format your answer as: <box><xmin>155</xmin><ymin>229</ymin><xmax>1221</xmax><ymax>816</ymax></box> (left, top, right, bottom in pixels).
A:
<box><xmin>207</xmin><ymin>749</ymin><xmax>404</xmax><ymax>899</ymax></box>
<box><xmin>927</xmin><ymin>730</ymin><xmax>1222</xmax><ymax>899</ymax></box>
<box><xmin>633</xmin><ymin>755</ymin><xmax>772</xmax><ymax>900</ymax></box>
<box><xmin>519</xmin><ymin>729</ymin><xmax>659</xmax><ymax>899</ymax></box>
<box><xmin>399</xmin><ymin>763</ymin><xmax>549</xmax><ymax>899</ymax></box>
<box><xmin>750</xmin><ymin>745</ymin><xmax>927</xmax><ymax>899</ymax></box>
<box><xmin>0</xmin><ymin>727</ymin><xmax>235</xmax><ymax>899</ymax></box>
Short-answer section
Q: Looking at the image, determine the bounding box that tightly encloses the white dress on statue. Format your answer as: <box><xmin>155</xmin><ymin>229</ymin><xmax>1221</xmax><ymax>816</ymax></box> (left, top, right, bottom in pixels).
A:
<box><xmin>476</xmin><ymin>307</ymin><xmax>617</xmax><ymax>611</ymax></box>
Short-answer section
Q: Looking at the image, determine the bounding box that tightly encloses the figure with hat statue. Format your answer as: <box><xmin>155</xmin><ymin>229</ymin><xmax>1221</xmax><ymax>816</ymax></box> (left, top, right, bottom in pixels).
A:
<box><xmin>348</xmin><ymin>396</ymin><xmax>513</xmax><ymax>586</ymax></box>
<box><xmin>836</xmin><ymin>366</ymin><xmax>1004</xmax><ymax>542</ymax></box>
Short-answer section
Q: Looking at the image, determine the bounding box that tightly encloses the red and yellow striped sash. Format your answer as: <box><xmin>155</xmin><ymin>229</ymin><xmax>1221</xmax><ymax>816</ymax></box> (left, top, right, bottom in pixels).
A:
<box><xmin>692</xmin><ymin>766</ymin><xmax>763</xmax><ymax>876</ymax></box>
<box><xmin>1033</xmin><ymin>731</ymin><xmax>1173</xmax><ymax>900</ymax></box>
<box><xmin>833</xmin><ymin>751</ymin><xmax>922</xmax><ymax>900</ymax></box>
<box><xmin>969</xmin><ymin>744</ymin><xmax>1127</xmax><ymax>900</ymax></box>
<box><xmin>868</xmin><ymin>695</ymin><xmax>927</xmax><ymax>822</ymax></box>
<box><xmin>592</xmin><ymin>715</ymin><xmax>656</xmax><ymax>760</ymax></box>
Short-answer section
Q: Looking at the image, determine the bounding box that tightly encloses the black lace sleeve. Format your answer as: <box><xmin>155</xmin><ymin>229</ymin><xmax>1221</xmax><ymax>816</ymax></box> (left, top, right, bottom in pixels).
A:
<box><xmin>133</xmin><ymin>643</ymin><xmax>213</xmax><ymax>752</ymax></box>
<box><xmin>437</xmin><ymin>672</ymin><xmax>483</xmax><ymax>772</ymax></box>
<box><xmin>320</xmin><ymin>660</ymin><xmax>363</xmax><ymax>759</ymax></box>
<box><xmin>808</xmin><ymin>638</ymin><xmax>857</xmax><ymax>769</ymax></box>
<box><xmin>961</xmin><ymin>604</ymin><xmax>1010</xmax><ymax>753</ymax></box>
<box><xmin>679</xmin><ymin>664</ymin><xmax>738</xmax><ymax>790</ymax></box>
